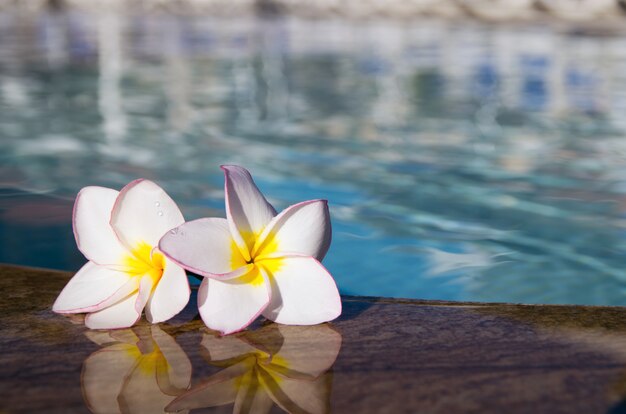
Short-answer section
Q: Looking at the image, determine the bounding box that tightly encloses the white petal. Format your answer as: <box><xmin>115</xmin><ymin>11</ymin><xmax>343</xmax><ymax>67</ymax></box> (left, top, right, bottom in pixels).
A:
<box><xmin>73</xmin><ymin>186</ymin><xmax>128</xmax><ymax>266</ymax></box>
<box><xmin>135</xmin><ymin>275</ymin><xmax>154</xmax><ymax>314</ymax></box>
<box><xmin>110</xmin><ymin>179</ymin><xmax>185</xmax><ymax>250</ymax></box>
<box><xmin>145</xmin><ymin>259</ymin><xmax>190</xmax><ymax>323</ymax></box>
<box><xmin>159</xmin><ymin>218</ymin><xmax>248</xmax><ymax>278</ymax></box>
<box><xmin>197</xmin><ymin>268</ymin><xmax>271</xmax><ymax>335</ymax></box>
<box><xmin>222</xmin><ymin>165</ymin><xmax>276</xmax><ymax>261</ymax></box>
<box><xmin>85</xmin><ymin>291</ymin><xmax>143</xmax><ymax>330</ymax></box>
<box><xmin>253</xmin><ymin>200</ymin><xmax>331</xmax><ymax>261</ymax></box>
<box><xmin>52</xmin><ymin>262</ymin><xmax>133</xmax><ymax>314</ymax></box>
<box><xmin>260</xmin><ymin>257</ymin><xmax>341</xmax><ymax>325</ymax></box>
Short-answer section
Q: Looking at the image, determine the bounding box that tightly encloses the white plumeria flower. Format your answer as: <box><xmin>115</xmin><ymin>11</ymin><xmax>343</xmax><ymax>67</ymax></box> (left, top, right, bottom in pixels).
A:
<box><xmin>159</xmin><ymin>165</ymin><xmax>341</xmax><ymax>335</ymax></box>
<box><xmin>52</xmin><ymin>179</ymin><xmax>190</xmax><ymax>329</ymax></box>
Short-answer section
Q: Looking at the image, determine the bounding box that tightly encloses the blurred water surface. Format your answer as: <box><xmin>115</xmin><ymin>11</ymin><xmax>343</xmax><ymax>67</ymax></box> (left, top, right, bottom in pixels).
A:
<box><xmin>2</xmin><ymin>9</ymin><xmax>626</xmax><ymax>305</ymax></box>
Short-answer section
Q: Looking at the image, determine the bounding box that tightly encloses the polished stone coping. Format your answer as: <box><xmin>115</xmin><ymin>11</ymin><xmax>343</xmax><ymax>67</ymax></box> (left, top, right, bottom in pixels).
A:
<box><xmin>3</xmin><ymin>263</ymin><xmax>626</xmax><ymax>413</ymax></box>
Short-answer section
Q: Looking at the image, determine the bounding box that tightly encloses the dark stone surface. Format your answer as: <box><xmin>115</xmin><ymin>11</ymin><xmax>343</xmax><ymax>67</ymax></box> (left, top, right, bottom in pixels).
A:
<box><xmin>3</xmin><ymin>264</ymin><xmax>626</xmax><ymax>413</ymax></box>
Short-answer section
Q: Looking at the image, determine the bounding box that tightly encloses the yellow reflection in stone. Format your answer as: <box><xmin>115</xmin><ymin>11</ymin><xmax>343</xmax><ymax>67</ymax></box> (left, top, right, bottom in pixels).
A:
<box><xmin>167</xmin><ymin>323</ymin><xmax>342</xmax><ymax>414</ymax></box>
<box><xmin>81</xmin><ymin>325</ymin><xmax>191</xmax><ymax>414</ymax></box>
<box><xmin>124</xmin><ymin>342</ymin><xmax>168</xmax><ymax>376</ymax></box>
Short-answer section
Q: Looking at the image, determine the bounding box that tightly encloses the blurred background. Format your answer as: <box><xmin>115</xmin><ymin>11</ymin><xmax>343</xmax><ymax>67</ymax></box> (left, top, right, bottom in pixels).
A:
<box><xmin>2</xmin><ymin>0</ymin><xmax>626</xmax><ymax>305</ymax></box>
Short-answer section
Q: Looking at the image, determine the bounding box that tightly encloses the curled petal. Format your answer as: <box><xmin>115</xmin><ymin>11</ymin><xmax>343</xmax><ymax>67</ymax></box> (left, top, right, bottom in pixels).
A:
<box><xmin>85</xmin><ymin>291</ymin><xmax>144</xmax><ymax>330</ymax></box>
<box><xmin>197</xmin><ymin>268</ymin><xmax>271</xmax><ymax>335</ymax></box>
<box><xmin>52</xmin><ymin>262</ymin><xmax>133</xmax><ymax>314</ymax></box>
<box><xmin>260</xmin><ymin>257</ymin><xmax>341</xmax><ymax>325</ymax></box>
<box><xmin>222</xmin><ymin>165</ymin><xmax>276</xmax><ymax>261</ymax></box>
<box><xmin>73</xmin><ymin>186</ymin><xmax>128</xmax><ymax>266</ymax></box>
<box><xmin>159</xmin><ymin>218</ymin><xmax>248</xmax><ymax>278</ymax></box>
<box><xmin>145</xmin><ymin>259</ymin><xmax>190</xmax><ymax>323</ymax></box>
<box><xmin>253</xmin><ymin>199</ymin><xmax>331</xmax><ymax>261</ymax></box>
<box><xmin>135</xmin><ymin>275</ymin><xmax>154</xmax><ymax>314</ymax></box>
<box><xmin>110</xmin><ymin>179</ymin><xmax>185</xmax><ymax>251</ymax></box>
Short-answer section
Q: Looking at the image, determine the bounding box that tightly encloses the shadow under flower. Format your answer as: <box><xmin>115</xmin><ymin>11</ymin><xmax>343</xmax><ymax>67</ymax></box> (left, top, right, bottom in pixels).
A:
<box><xmin>81</xmin><ymin>325</ymin><xmax>192</xmax><ymax>414</ymax></box>
<box><xmin>167</xmin><ymin>323</ymin><xmax>342</xmax><ymax>414</ymax></box>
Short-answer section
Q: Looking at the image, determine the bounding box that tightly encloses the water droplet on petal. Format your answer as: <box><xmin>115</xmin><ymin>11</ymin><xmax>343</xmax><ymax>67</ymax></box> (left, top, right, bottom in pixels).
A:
<box><xmin>170</xmin><ymin>229</ymin><xmax>178</xmax><ymax>234</ymax></box>
<box><xmin>154</xmin><ymin>201</ymin><xmax>160</xmax><ymax>207</ymax></box>
<box><xmin>157</xmin><ymin>211</ymin><xmax>164</xmax><ymax>216</ymax></box>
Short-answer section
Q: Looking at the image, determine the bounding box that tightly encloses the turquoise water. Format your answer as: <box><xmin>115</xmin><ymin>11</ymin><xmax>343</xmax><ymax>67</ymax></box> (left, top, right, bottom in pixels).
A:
<box><xmin>2</xmin><ymin>10</ymin><xmax>626</xmax><ymax>305</ymax></box>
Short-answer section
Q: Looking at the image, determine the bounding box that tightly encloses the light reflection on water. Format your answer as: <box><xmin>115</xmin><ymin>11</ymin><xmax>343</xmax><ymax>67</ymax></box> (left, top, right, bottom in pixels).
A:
<box><xmin>2</xmin><ymin>9</ymin><xmax>626</xmax><ymax>305</ymax></box>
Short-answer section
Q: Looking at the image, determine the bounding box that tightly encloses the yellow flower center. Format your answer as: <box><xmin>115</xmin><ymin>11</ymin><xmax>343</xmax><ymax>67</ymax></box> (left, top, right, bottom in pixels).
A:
<box><xmin>233</xmin><ymin>351</ymin><xmax>288</xmax><ymax>393</ymax></box>
<box><xmin>230</xmin><ymin>230</ymin><xmax>283</xmax><ymax>286</ymax></box>
<box><xmin>123</xmin><ymin>241</ymin><xmax>165</xmax><ymax>285</ymax></box>
<box><xmin>124</xmin><ymin>342</ymin><xmax>169</xmax><ymax>376</ymax></box>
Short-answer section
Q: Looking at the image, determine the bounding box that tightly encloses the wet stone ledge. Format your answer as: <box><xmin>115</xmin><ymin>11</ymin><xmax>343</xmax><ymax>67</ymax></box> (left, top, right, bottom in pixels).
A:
<box><xmin>3</xmin><ymin>263</ymin><xmax>626</xmax><ymax>413</ymax></box>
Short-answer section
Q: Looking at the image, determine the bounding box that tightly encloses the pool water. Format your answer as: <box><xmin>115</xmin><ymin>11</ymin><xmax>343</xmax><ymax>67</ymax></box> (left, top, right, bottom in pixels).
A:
<box><xmin>2</xmin><ymin>9</ymin><xmax>626</xmax><ymax>305</ymax></box>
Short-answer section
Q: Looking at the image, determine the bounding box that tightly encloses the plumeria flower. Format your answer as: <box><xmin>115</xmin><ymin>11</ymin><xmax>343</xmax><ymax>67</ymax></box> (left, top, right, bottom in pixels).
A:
<box><xmin>166</xmin><ymin>324</ymin><xmax>342</xmax><ymax>414</ymax></box>
<box><xmin>52</xmin><ymin>180</ymin><xmax>190</xmax><ymax>329</ymax></box>
<box><xmin>82</xmin><ymin>325</ymin><xmax>192</xmax><ymax>413</ymax></box>
<box><xmin>159</xmin><ymin>165</ymin><xmax>341</xmax><ymax>335</ymax></box>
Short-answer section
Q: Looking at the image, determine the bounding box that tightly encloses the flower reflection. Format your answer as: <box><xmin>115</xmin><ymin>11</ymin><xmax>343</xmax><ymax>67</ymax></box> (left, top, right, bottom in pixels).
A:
<box><xmin>167</xmin><ymin>324</ymin><xmax>342</xmax><ymax>414</ymax></box>
<box><xmin>82</xmin><ymin>325</ymin><xmax>191</xmax><ymax>414</ymax></box>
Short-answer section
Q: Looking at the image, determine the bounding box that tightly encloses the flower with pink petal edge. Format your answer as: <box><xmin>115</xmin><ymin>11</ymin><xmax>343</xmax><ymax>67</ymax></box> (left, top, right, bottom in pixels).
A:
<box><xmin>159</xmin><ymin>165</ymin><xmax>341</xmax><ymax>335</ymax></box>
<box><xmin>52</xmin><ymin>179</ymin><xmax>190</xmax><ymax>330</ymax></box>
